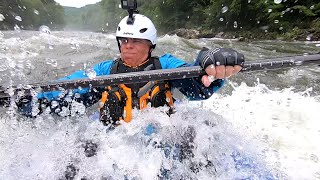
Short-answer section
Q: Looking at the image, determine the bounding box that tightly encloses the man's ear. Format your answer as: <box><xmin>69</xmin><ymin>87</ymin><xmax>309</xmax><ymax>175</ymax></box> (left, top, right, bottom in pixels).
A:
<box><xmin>149</xmin><ymin>46</ymin><xmax>154</xmax><ymax>54</ymax></box>
<box><xmin>148</xmin><ymin>47</ymin><xmax>153</xmax><ymax>58</ymax></box>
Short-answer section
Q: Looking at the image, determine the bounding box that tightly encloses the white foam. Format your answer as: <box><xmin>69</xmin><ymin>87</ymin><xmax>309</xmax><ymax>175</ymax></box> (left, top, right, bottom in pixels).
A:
<box><xmin>1</xmin><ymin>31</ymin><xmax>320</xmax><ymax>179</ymax></box>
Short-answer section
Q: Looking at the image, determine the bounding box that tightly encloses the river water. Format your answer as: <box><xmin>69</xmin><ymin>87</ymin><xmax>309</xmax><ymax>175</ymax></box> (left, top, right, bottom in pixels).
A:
<box><xmin>0</xmin><ymin>30</ymin><xmax>320</xmax><ymax>179</ymax></box>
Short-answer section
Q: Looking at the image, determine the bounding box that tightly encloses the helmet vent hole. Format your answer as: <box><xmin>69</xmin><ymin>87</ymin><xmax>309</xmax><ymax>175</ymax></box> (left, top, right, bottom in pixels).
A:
<box><xmin>118</xmin><ymin>26</ymin><xmax>121</xmax><ymax>31</ymax></box>
<box><xmin>140</xmin><ymin>28</ymin><xmax>148</xmax><ymax>33</ymax></box>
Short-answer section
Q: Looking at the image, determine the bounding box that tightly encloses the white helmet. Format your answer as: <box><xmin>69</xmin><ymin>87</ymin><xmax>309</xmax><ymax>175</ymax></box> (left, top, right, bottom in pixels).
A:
<box><xmin>116</xmin><ymin>14</ymin><xmax>157</xmax><ymax>46</ymax></box>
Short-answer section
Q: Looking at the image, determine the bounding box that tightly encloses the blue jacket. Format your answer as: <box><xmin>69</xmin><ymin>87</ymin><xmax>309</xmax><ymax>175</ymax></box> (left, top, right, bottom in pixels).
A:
<box><xmin>17</xmin><ymin>54</ymin><xmax>224</xmax><ymax>117</ymax></box>
<box><xmin>37</xmin><ymin>54</ymin><xmax>224</xmax><ymax>101</ymax></box>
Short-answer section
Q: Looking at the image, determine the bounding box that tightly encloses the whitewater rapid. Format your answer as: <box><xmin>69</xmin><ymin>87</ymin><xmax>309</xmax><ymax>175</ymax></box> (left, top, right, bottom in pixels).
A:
<box><xmin>0</xmin><ymin>30</ymin><xmax>320</xmax><ymax>179</ymax></box>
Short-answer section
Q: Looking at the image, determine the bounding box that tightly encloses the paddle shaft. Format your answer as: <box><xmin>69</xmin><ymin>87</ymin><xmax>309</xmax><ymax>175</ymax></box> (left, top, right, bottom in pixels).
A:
<box><xmin>1</xmin><ymin>54</ymin><xmax>320</xmax><ymax>99</ymax></box>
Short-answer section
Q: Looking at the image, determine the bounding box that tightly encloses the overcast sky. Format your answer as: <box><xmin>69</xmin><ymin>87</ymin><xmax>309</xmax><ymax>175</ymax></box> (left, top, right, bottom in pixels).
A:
<box><xmin>54</xmin><ymin>0</ymin><xmax>102</xmax><ymax>8</ymax></box>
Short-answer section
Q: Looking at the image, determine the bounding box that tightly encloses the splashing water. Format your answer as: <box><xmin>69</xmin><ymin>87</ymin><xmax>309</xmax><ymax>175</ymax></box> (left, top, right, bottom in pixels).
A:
<box><xmin>15</xmin><ymin>16</ymin><xmax>22</xmax><ymax>22</ymax></box>
<box><xmin>221</xmin><ymin>6</ymin><xmax>229</xmax><ymax>13</ymax></box>
<box><xmin>14</xmin><ymin>25</ymin><xmax>21</xmax><ymax>31</ymax></box>
<box><xmin>45</xmin><ymin>58</ymin><xmax>58</xmax><ymax>67</ymax></box>
<box><xmin>274</xmin><ymin>0</ymin><xmax>282</xmax><ymax>4</ymax></box>
<box><xmin>0</xmin><ymin>14</ymin><xmax>5</xmax><ymax>21</ymax></box>
<box><xmin>0</xmin><ymin>31</ymin><xmax>320</xmax><ymax>179</ymax></box>
<box><xmin>234</xmin><ymin>21</ymin><xmax>238</xmax><ymax>28</ymax></box>
<box><xmin>39</xmin><ymin>25</ymin><xmax>51</xmax><ymax>34</ymax></box>
<box><xmin>86</xmin><ymin>68</ymin><xmax>97</xmax><ymax>79</ymax></box>
<box><xmin>34</xmin><ymin>9</ymin><xmax>40</xmax><ymax>15</ymax></box>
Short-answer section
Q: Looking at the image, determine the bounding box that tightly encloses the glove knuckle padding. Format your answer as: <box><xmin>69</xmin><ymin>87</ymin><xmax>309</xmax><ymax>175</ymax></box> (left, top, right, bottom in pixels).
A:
<box><xmin>200</xmin><ymin>50</ymin><xmax>214</xmax><ymax>69</ymax></box>
<box><xmin>214</xmin><ymin>51</ymin><xmax>225</xmax><ymax>66</ymax></box>
<box><xmin>200</xmin><ymin>48</ymin><xmax>245</xmax><ymax>69</ymax></box>
<box><xmin>236</xmin><ymin>53</ymin><xmax>245</xmax><ymax>66</ymax></box>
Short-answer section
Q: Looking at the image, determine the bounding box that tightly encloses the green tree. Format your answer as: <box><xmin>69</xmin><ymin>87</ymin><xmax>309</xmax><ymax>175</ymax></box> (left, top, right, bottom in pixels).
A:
<box><xmin>100</xmin><ymin>0</ymin><xmax>124</xmax><ymax>31</ymax></box>
<box><xmin>0</xmin><ymin>0</ymin><xmax>65</xmax><ymax>30</ymax></box>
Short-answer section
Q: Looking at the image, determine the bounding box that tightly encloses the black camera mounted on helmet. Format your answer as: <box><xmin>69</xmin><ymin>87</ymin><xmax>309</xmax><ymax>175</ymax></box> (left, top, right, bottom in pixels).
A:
<box><xmin>120</xmin><ymin>0</ymin><xmax>138</xmax><ymax>25</ymax></box>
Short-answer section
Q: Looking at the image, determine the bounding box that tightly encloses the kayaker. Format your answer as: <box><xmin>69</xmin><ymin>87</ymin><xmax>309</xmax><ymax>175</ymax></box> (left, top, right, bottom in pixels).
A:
<box><xmin>17</xmin><ymin>13</ymin><xmax>244</xmax><ymax>127</ymax></box>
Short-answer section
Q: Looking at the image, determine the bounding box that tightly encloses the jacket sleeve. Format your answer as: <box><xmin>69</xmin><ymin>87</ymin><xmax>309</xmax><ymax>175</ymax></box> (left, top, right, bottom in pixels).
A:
<box><xmin>18</xmin><ymin>60</ymin><xmax>114</xmax><ymax>117</ymax></box>
<box><xmin>159</xmin><ymin>54</ymin><xmax>225</xmax><ymax>100</ymax></box>
<box><xmin>37</xmin><ymin>60</ymin><xmax>114</xmax><ymax>100</ymax></box>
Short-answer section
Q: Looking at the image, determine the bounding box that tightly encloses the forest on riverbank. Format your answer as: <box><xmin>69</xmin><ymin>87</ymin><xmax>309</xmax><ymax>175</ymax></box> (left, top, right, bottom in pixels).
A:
<box><xmin>1</xmin><ymin>0</ymin><xmax>319</xmax><ymax>40</ymax></box>
<box><xmin>0</xmin><ymin>0</ymin><xmax>64</xmax><ymax>30</ymax></box>
<box><xmin>141</xmin><ymin>0</ymin><xmax>320</xmax><ymax>41</ymax></box>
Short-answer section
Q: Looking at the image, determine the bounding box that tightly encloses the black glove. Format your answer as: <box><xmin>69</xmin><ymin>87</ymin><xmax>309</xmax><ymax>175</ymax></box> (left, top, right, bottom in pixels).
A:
<box><xmin>199</xmin><ymin>47</ymin><xmax>245</xmax><ymax>69</ymax></box>
<box><xmin>16</xmin><ymin>95</ymin><xmax>42</xmax><ymax>117</ymax></box>
<box><xmin>0</xmin><ymin>97</ymin><xmax>10</xmax><ymax>107</ymax></box>
<box><xmin>0</xmin><ymin>86</ymin><xmax>10</xmax><ymax>107</ymax></box>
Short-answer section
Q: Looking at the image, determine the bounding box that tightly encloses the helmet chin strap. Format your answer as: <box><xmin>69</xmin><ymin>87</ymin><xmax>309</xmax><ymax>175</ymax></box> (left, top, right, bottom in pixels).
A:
<box><xmin>116</xmin><ymin>37</ymin><xmax>122</xmax><ymax>52</ymax></box>
<box><xmin>147</xmin><ymin>43</ymin><xmax>156</xmax><ymax>59</ymax></box>
<box><xmin>147</xmin><ymin>47</ymin><xmax>154</xmax><ymax>59</ymax></box>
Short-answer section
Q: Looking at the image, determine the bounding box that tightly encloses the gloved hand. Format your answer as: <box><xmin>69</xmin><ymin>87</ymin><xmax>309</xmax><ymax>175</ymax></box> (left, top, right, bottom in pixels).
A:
<box><xmin>0</xmin><ymin>97</ymin><xmax>10</xmax><ymax>107</ymax></box>
<box><xmin>0</xmin><ymin>86</ymin><xmax>10</xmax><ymax>107</ymax></box>
<box><xmin>15</xmin><ymin>95</ymin><xmax>41</xmax><ymax>117</ymax></box>
<box><xmin>199</xmin><ymin>47</ymin><xmax>244</xmax><ymax>87</ymax></box>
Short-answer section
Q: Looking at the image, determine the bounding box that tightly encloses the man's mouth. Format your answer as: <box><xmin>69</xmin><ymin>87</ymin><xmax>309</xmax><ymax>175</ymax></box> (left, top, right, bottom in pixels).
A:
<box><xmin>123</xmin><ymin>52</ymin><xmax>136</xmax><ymax>55</ymax></box>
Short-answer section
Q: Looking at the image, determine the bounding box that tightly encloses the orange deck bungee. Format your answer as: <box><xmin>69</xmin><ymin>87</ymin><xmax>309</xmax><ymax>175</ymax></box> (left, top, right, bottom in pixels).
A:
<box><xmin>99</xmin><ymin>83</ymin><xmax>173</xmax><ymax>123</ymax></box>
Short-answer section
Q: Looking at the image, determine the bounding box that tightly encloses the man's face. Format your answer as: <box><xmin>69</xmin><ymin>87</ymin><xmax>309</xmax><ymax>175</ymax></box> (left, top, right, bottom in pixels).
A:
<box><xmin>119</xmin><ymin>38</ymin><xmax>152</xmax><ymax>66</ymax></box>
